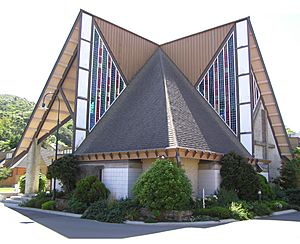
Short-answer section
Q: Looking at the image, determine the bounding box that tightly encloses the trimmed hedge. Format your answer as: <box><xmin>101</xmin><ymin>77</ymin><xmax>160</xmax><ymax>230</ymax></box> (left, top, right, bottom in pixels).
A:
<box><xmin>133</xmin><ymin>159</ymin><xmax>192</xmax><ymax>211</ymax></box>
<box><xmin>68</xmin><ymin>176</ymin><xmax>110</xmax><ymax>214</ymax></box>
<box><xmin>82</xmin><ymin>199</ymin><xmax>140</xmax><ymax>223</ymax></box>
<box><xmin>250</xmin><ymin>201</ymin><xmax>272</xmax><ymax>216</ymax></box>
<box><xmin>22</xmin><ymin>192</ymin><xmax>51</xmax><ymax>209</ymax></box>
<box><xmin>193</xmin><ymin>206</ymin><xmax>231</xmax><ymax>219</ymax></box>
<box><xmin>41</xmin><ymin>200</ymin><xmax>56</xmax><ymax>210</ymax></box>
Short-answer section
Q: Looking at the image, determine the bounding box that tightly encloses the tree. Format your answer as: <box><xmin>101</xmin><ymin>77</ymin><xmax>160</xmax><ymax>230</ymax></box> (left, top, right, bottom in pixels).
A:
<box><xmin>286</xmin><ymin>128</ymin><xmax>295</xmax><ymax>137</ymax></box>
<box><xmin>0</xmin><ymin>167</ymin><xmax>12</xmax><ymax>181</ymax></box>
<box><xmin>0</xmin><ymin>95</ymin><xmax>34</xmax><ymax>151</ymax></box>
<box><xmin>0</xmin><ymin>94</ymin><xmax>73</xmax><ymax>152</ymax></box>
<box><xmin>220</xmin><ymin>152</ymin><xmax>260</xmax><ymax>201</ymax></box>
<box><xmin>280</xmin><ymin>158</ymin><xmax>300</xmax><ymax>189</ymax></box>
<box><xmin>47</xmin><ymin>155</ymin><xmax>79</xmax><ymax>193</ymax></box>
<box><xmin>133</xmin><ymin>158</ymin><xmax>192</xmax><ymax>211</ymax></box>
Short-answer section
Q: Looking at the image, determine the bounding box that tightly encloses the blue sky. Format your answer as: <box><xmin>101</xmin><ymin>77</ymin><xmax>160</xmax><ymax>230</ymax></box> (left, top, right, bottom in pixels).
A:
<box><xmin>0</xmin><ymin>0</ymin><xmax>299</xmax><ymax>131</ymax></box>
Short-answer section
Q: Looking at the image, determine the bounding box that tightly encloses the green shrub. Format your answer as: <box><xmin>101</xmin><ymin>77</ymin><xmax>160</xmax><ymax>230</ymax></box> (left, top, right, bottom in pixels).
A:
<box><xmin>0</xmin><ymin>167</ymin><xmax>12</xmax><ymax>181</ymax></box>
<box><xmin>257</xmin><ymin>174</ymin><xmax>275</xmax><ymax>200</ymax></box>
<box><xmin>251</xmin><ymin>201</ymin><xmax>272</xmax><ymax>216</ymax></box>
<box><xmin>73</xmin><ymin>176</ymin><xmax>110</xmax><ymax>203</ymax></box>
<box><xmin>203</xmin><ymin>195</ymin><xmax>218</xmax><ymax>208</ymax></box>
<box><xmin>267</xmin><ymin>200</ymin><xmax>290</xmax><ymax>211</ymax></box>
<box><xmin>41</xmin><ymin>200</ymin><xmax>56</xmax><ymax>210</ymax></box>
<box><xmin>280</xmin><ymin>158</ymin><xmax>300</xmax><ymax>189</ymax></box>
<box><xmin>133</xmin><ymin>159</ymin><xmax>192</xmax><ymax>211</ymax></box>
<box><xmin>82</xmin><ymin>199</ymin><xmax>140</xmax><ymax>223</ymax></box>
<box><xmin>68</xmin><ymin>195</ymin><xmax>88</xmax><ymax>214</ymax></box>
<box><xmin>47</xmin><ymin>155</ymin><xmax>79</xmax><ymax>193</ymax></box>
<box><xmin>229</xmin><ymin>202</ymin><xmax>253</xmax><ymax>220</ymax></box>
<box><xmin>22</xmin><ymin>192</ymin><xmax>51</xmax><ymax>208</ymax></box>
<box><xmin>216</xmin><ymin>188</ymin><xmax>240</xmax><ymax>207</ymax></box>
<box><xmin>193</xmin><ymin>206</ymin><xmax>231</xmax><ymax>219</ymax></box>
<box><xmin>19</xmin><ymin>173</ymin><xmax>47</xmax><ymax>194</ymax></box>
<box><xmin>68</xmin><ymin>176</ymin><xmax>110</xmax><ymax>214</ymax></box>
<box><xmin>220</xmin><ymin>152</ymin><xmax>260</xmax><ymax>201</ymax></box>
<box><xmin>284</xmin><ymin>188</ymin><xmax>300</xmax><ymax>206</ymax></box>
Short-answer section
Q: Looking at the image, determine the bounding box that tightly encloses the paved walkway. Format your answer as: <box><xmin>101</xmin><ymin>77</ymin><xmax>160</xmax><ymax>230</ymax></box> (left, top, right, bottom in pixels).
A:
<box><xmin>0</xmin><ymin>203</ymin><xmax>65</xmax><ymax>241</ymax></box>
<box><xmin>1</xmin><ymin>203</ymin><xmax>300</xmax><ymax>243</ymax></box>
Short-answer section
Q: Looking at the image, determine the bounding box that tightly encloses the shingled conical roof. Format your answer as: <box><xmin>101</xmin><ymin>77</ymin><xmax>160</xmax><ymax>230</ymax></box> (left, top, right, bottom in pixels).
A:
<box><xmin>75</xmin><ymin>48</ymin><xmax>250</xmax><ymax>157</ymax></box>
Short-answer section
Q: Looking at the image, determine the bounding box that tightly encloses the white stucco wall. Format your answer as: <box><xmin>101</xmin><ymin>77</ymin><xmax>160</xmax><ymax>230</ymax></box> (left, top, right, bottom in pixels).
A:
<box><xmin>198</xmin><ymin>169</ymin><xmax>221</xmax><ymax>196</ymax></box>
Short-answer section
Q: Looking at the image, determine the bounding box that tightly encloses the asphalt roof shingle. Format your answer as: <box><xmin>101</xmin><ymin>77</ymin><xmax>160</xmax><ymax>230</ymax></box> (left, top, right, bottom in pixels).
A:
<box><xmin>160</xmin><ymin>50</ymin><xmax>250</xmax><ymax>157</ymax></box>
<box><xmin>76</xmin><ymin>48</ymin><xmax>250</xmax><ymax>157</ymax></box>
<box><xmin>75</xmin><ymin>49</ymin><xmax>169</xmax><ymax>154</ymax></box>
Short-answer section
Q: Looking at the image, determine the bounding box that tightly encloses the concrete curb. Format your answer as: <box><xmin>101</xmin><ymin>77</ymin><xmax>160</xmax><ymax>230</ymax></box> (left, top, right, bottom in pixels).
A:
<box><xmin>270</xmin><ymin>209</ymin><xmax>298</xmax><ymax>216</ymax></box>
<box><xmin>4</xmin><ymin>203</ymin><xmax>82</xmax><ymax>218</ymax></box>
<box><xmin>254</xmin><ymin>209</ymin><xmax>298</xmax><ymax>219</ymax></box>
<box><xmin>125</xmin><ymin>218</ymin><xmax>236</xmax><ymax>226</ymax></box>
<box><xmin>4</xmin><ymin>202</ymin><xmax>298</xmax><ymax>224</ymax></box>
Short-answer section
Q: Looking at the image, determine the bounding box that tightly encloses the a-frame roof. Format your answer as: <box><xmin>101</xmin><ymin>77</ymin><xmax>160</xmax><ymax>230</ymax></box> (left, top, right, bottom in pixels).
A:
<box><xmin>75</xmin><ymin>49</ymin><xmax>250</xmax><ymax>157</ymax></box>
<box><xmin>10</xmin><ymin>11</ymin><xmax>292</xmax><ymax>167</ymax></box>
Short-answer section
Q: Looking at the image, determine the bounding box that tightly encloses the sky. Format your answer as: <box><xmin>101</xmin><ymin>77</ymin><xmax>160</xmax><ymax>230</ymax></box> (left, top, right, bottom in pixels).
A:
<box><xmin>0</xmin><ymin>0</ymin><xmax>299</xmax><ymax>131</ymax></box>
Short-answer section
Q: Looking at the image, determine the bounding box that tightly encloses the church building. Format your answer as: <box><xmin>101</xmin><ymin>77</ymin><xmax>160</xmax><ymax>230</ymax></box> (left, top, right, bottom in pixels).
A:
<box><xmin>10</xmin><ymin>10</ymin><xmax>293</xmax><ymax>198</ymax></box>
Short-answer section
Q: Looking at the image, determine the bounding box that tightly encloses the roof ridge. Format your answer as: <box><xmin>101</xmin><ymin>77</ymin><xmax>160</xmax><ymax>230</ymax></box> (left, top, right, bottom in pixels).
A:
<box><xmin>159</xmin><ymin>50</ymin><xmax>250</xmax><ymax>157</ymax></box>
<box><xmin>158</xmin><ymin>49</ymin><xmax>178</xmax><ymax>148</ymax></box>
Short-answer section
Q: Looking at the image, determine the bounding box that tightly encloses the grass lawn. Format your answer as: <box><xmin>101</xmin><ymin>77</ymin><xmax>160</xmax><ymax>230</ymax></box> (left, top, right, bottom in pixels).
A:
<box><xmin>0</xmin><ymin>187</ymin><xmax>15</xmax><ymax>193</ymax></box>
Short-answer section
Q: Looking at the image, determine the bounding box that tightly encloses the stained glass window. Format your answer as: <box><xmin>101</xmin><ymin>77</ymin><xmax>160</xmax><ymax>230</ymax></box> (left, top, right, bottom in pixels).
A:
<box><xmin>196</xmin><ymin>33</ymin><xmax>237</xmax><ymax>134</ymax></box>
<box><xmin>89</xmin><ymin>27</ymin><xmax>126</xmax><ymax>131</ymax></box>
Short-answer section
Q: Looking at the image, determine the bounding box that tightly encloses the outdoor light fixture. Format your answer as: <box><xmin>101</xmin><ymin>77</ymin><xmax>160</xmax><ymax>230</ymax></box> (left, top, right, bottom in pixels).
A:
<box><xmin>41</xmin><ymin>102</ymin><xmax>48</xmax><ymax>109</ymax></box>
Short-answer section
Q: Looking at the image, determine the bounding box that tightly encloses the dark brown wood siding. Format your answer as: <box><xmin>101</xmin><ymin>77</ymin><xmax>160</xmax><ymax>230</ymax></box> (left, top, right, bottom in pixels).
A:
<box><xmin>94</xmin><ymin>18</ymin><xmax>158</xmax><ymax>82</ymax></box>
<box><xmin>161</xmin><ymin>23</ymin><xmax>234</xmax><ymax>85</ymax></box>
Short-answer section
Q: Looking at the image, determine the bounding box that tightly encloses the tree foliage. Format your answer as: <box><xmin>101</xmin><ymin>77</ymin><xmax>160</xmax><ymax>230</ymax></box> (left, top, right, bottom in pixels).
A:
<box><xmin>280</xmin><ymin>158</ymin><xmax>300</xmax><ymax>189</ymax></box>
<box><xmin>0</xmin><ymin>167</ymin><xmax>12</xmax><ymax>181</ymax></box>
<box><xmin>0</xmin><ymin>94</ymin><xmax>73</xmax><ymax>152</ymax></box>
<box><xmin>133</xmin><ymin>158</ymin><xmax>192</xmax><ymax>211</ymax></box>
<box><xmin>47</xmin><ymin>155</ymin><xmax>79</xmax><ymax>193</ymax></box>
<box><xmin>0</xmin><ymin>94</ymin><xmax>34</xmax><ymax>151</ymax></box>
<box><xmin>220</xmin><ymin>152</ymin><xmax>260</xmax><ymax>201</ymax></box>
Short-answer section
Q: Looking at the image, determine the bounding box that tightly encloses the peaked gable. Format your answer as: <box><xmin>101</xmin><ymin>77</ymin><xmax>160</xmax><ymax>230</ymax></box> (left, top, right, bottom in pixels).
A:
<box><xmin>75</xmin><ymin>49</ymin><xmax>169</xmax><ymax>154</ymax></box>
<box><xmin>160</xmin><ymin>50</ymin><xmax>250</xmax><ymax>157</ymax></box>
<box><xmin>89</xmin><ymin>25</ymin><xmax>127</xmax><ymax>131</ymax></box>
<box><xmin>76</xmin><ymin>49</ymin><xmax>250</xmax><ymax>157</ymax></box>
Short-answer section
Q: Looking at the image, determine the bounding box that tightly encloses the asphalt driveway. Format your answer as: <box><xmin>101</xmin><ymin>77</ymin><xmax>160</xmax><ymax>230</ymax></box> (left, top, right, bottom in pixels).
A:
<box><xmin>3</xmin><ymin>205</ymin><xmax>300</xmax><ymax>240</ymax></box>
<box><xmin>8</xmin><ymin>207</ymin><xmax>229</xmax><ymax>238</ymax></box>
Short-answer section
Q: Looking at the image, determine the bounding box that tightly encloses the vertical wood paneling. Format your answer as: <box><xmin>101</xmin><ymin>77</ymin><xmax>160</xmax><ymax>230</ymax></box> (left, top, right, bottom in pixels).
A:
<box><xmin>161</xmin><ymin>23</ymin><xmax>234</xmax><ymax>85</ymax></box>
<box><xmin>94</xmin><ymin>18</ymin><xmax>158</xmax><ymax>82</ymax></box>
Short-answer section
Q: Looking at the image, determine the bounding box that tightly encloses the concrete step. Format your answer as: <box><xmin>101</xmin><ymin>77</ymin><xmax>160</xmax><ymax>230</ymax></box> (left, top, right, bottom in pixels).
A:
<box><xmin>2</xmin><ymin>195</ymin><xmax>32</xmax><ymax>205</ymax></box>
<box><xmin>3</xmin><ymin>199</ymin><xmax>22</xmax><ymax>205</ymax></box>
<box><xmin>0</xmin><ymin>192</ymin><xmax>18</xmax><ymax>198</ymax></box>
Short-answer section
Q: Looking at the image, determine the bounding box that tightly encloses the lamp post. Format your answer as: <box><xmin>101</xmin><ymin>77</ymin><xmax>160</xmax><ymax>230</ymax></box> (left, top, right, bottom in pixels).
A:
<box><xmin>41</xmin><ymin>92</ymin><xmax>60</xmax><ymax>200</ymax></box>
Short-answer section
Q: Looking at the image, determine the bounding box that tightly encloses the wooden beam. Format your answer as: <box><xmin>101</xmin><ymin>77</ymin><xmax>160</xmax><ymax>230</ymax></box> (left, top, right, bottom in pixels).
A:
<box><xmin>257</xmin><ymin>80</ymin><xmax>268</xmax><ymax>84</ymax></box>
<box><xmin>264</xmin><ymin>102</ymin><xmax>276</xmax><ymax>106</ymax></box>
<box><xmin>59</xmin><ymin>88</ymin><xmax>74</xmax><ymax>119</ymax></box>
<box><xmin>268</xmin><ymin>113</ymin><xmax>279</xmax><ymax>117</ymax></box>
<box><xmin>52</xmin><ymin>74</ymin><xmax>63</xmax><ymax>80</ymax></box>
